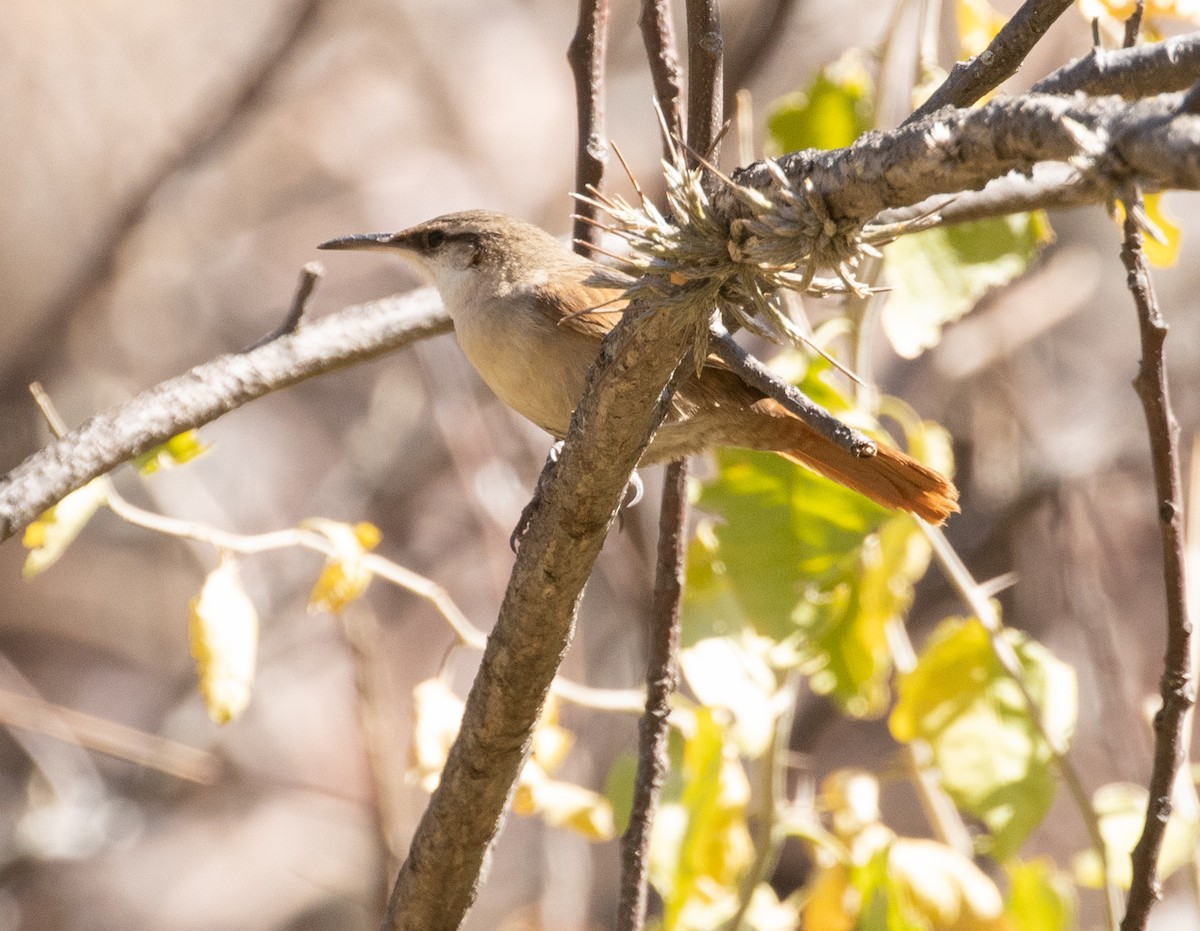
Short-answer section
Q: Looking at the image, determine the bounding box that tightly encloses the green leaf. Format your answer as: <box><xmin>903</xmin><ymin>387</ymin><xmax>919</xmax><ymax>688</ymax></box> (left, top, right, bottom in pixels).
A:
<box><xmin>765</xmin><ymin>52</ymin><xmax>873</xmax><ymax>154</ymax></box>
<box><xmin>882</xmin><ymin>212</ymin><xmax>1051</xmax><ymax>359</ymax></box>
<box><xmin>1006</xmin><ymin>858</ymin><xmax>1076</xmax><ymax>931</ymax></box>
<box><xmin>603</xmin><ymin>753</ymin><xmax>638</xmax><ymax>837</ymax></box>
<box><xmin>889</xmin><ymin>617</ymin><xmax>1077</xmax><ymax>861</ymax></box>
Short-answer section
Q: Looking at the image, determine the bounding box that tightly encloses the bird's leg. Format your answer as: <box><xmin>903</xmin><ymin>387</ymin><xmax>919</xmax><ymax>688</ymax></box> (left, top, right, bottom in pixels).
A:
<box><xmin>510</xmin><ymin>441</ymin><xmax>564</xmax><ymax>553</ymax></box>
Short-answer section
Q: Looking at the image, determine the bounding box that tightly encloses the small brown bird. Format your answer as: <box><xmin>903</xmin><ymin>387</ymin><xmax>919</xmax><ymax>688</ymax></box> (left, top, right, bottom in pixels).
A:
<box><xmin>320</xmin><ymin>210</ymin><xmax>958</xmax><ymax>523</ymax></box>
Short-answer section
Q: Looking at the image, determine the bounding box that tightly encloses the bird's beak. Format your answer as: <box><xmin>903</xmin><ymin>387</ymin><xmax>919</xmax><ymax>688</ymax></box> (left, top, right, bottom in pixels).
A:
<box><xmin>317</xmin><ymin>232</ymin><xmax>406</xmax><ymax>252</ymax></box>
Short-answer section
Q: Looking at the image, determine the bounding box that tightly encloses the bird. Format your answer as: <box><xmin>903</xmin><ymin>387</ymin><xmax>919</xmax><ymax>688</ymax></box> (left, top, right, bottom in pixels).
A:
<box><xmin>319</xmin><ymin>210</ymin><xmax>958</xmax><ymax>524</ymax></box>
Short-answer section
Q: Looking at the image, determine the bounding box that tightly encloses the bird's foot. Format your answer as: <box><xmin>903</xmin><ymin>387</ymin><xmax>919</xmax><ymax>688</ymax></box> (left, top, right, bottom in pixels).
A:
<box><xmin>510</xmin><ymin>442</ymin><xmax>564</xmax><ymax>553</ymax></box>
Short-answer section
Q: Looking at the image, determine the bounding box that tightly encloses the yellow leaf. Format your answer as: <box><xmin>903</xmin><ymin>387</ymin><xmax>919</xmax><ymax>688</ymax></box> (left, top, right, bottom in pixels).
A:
<box><xmin>1078</xmin><ymin>0</ymin><xmax>1200</xmax><ymax>21</ymax></box>
<box><xmin>304</xmin><ymin>518</ymin><xmax>381</xmax><ymax>614</ymax></box>
<box><xmin>1115</xmin><ymin>193</ymin><xmax>1182</xmax><ymax>268</ymax></box>
<box><xmin>22</xmin><ymin>479</ymin><xmax>107</xmax><ymax>578</ymax></box>
<box><xmin>189</xmin><ymin>558</ymin><xmax>258</xmax><ymax>724</ymax></box>
<box><xmin>134</xmin><ymin>430</ymin><xmax>209</xmax><ymax>475</ymax></box>
<box><xmin>890</xmin><ymin>838</ymin><xmax>1007</xmax><ymax>930</ymax></box>
<box><xmin>516</xmin><ymin>768</ymin><xmax>615</xmax><ymax>841</ymax></box>
<box><xmin>957</xmin><ymin>0</ymin><xmax>1007</xmax><ymax>56</ymax></box>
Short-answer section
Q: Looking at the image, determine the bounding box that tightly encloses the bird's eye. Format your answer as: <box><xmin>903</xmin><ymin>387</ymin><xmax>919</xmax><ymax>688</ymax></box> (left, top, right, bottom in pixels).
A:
<box><xmin>423</xmin><ymin>229</ymin><xmax>446</xmax><ymax>250</ymax></box>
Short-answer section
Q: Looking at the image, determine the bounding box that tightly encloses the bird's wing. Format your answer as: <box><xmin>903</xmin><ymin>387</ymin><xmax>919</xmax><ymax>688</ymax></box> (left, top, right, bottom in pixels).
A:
<box><xmin>529</xmin><ymin>273</ymin><xmax>629</xmax><ymax>341</ymax></box>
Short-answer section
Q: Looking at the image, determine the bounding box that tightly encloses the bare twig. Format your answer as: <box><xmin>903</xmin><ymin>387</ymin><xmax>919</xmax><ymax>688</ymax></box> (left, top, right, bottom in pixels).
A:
<box><xmin>904</xmin><ymin>0</ymin><xmax>1075</xmax><ymax>124</ymax></box>
<box><xmin>339</xmin><ymin>605</ymin><xmax>410</xmax><ymax>885</ymax></box>
<box><xmin>727</xmin><ymin>91</ymin><xmax>1200</xmax><ymax>225</ymax></box>
<box><xmin>710</xmin><ymin>327</ymin><xmax>877</xmax><ymax>457</ymax></box>
<box><xmin>1117</xmin><ymin>188</ymin><xmax>1194</xmax><ymax>931</ymax></box>
<box><xmin>0</xmin><ymin>287</ymin><xmax>449</xmax><ymax>543</ymax></box>
<box><xmin>569</xmin><ymin>0</ymin><xmax>612</xmax><ymax>251</ymax></box>
<box><xmin>1033</xmin><ymin>32</ymin><xmax>1200</xmax><ymax>98</ymax></box>
<box><xmin>242</xmin><ymin>261</ymin><xmax>324</xmax><ymax>351</ymax></box>
<box><xmin>617</xmin><ymin>459</ymin><xmax>687</xmax><ymax>931</ymax></box>
<box><xmin>639</xmin><ymin>0</ymin><xmax>685</xmax><ymax>142</ymax></box>
<box><xmin>0</xmin><ymin>687</ymin><xmax>220</xmax><ymax>784</ymax></box>
<box><xmin>685</xmin><ymin>0</ymin><xmax>724</xmax><ymax>160</ymax></box>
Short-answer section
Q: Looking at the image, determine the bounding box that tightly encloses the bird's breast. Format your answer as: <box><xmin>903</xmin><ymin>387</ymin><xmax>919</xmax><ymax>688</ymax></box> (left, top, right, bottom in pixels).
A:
<box><xmin>450</xmin><ymin>294</ymin><xmax>599</xmax><ymax>439</ymax></box>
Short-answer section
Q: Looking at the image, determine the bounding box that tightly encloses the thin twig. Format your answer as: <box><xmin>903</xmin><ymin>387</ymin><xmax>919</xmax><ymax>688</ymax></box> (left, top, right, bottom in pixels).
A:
<box><xmin>684</xmin><ymin>0</ymin><xmax>724</xmax><ymax>161</ymax></box>
<box><xmin>242</xmin><ymin>261</ymin><xmax>323</xmax><ymax>351</ymax></box>
<box><xmin>1117</xmin><ymin>184</ymin><xmax>1194</xmax><ymax>931</ymax></box>
<box><xmin>569</xmin><ymin>0</ymin><xmax>611</xmax><ymax>251</ymax></box>
<box><xmin>904</xmin><ymin>0</ymin><xmax>1075</xmax><ymax>124</ymax></box>
<box><xmin>709</xmin><ymin>327</ymin><xmax>878</xmax><ymax>458</ymax></box>
<box><xmin>0</xmin><ymin>287</ymin><xmax>450</xmax><ymax>543</ymax></box>
<box><xmin>615</xmin><ymin>8</ymin><xmax>691</xmax><ymax>926</ymax></box>
<box><xmin>639</xmin><ymin>0</ymin><xmax>685</xmax><ymax>142</ymax></box>
<box><xmin>0</xmin><ymin>687</ymin><xmax>220</xmax><ymax>784</ymax></box>
<box><xmin>616</xmin><ymin>459</ymin><xmax>687</xmax><ymax>931</ymax></box>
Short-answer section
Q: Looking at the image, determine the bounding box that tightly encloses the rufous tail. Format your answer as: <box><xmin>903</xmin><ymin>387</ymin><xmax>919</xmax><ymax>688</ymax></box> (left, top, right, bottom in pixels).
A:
<box><xmin>778</xmin><ymin>427</ymin><xmax>959</xmax><ymax>525</ymax></box>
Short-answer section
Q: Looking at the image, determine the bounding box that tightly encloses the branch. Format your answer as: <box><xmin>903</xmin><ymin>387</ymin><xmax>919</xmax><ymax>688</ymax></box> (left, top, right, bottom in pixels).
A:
<box><xmin>684</xmin><ymin>0</ymin><xmax>723</xmax><ymax>157</ymax></box>
<box><xmin>724</xmin><ymin>90</ymin><xmax>1200</xmax><ymax>224</ymax></box>
<box><xmin>569</xmin><ymin>0</ymin><xmax>611</xmax><ymax>249</ymax></box>
<box><xmin>639</xmin><ymin>0</ymin><xmax>685</xmax><ymax>140</ymax></box>
<box><xmin>1118</xmin><ymin>191</ymin><xmax>1194</xmax><ymax>931</ymax></box>
<box><xmin>382</xmin><ymin>296</ymin><xmax>704</xmax><ymax>930</ymax></box>
<box><xmin>617</xmin><ymin>459</ymin><xmax>686</xmax><ymax>931</ymax></box>
<box><xmin>710</xmin><ymin>329</ymin><xmax>876</xmax><ymax>456</ymax></box>
<box><xmin>904</xmin><ymin>0</ymin><xmax>1075</xmax><ymax>124</ymax></box>
<box><xmin>615</xmin><ymin>8</ymin><xmax>708</xmax><ymax>929</ymax></box>
<box><xmin>1033</xmin><ymin>32</ymin><xmax>1200</xmax><ymax>98</ymax></box>
<box><xmin>0</xmin><ymin>287</ymin><xmax>449</xmax><ymax>544</ymax></box>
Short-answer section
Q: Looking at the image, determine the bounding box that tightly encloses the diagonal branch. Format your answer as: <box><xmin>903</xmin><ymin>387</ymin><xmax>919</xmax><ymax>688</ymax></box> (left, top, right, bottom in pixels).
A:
<box><xmin>382</xmin><ymin>295</ymin><xmax>705</xmax><ymax>930</ymax></box>
<box><xmin>904</xmin><ymin>0</ymin><xmax>1075</xmax><ymax>125</ymax></box>
<box><xmin>0</xmin><ymin>288</ymin><xmax>448</xmax><ymax>543</ymax></box>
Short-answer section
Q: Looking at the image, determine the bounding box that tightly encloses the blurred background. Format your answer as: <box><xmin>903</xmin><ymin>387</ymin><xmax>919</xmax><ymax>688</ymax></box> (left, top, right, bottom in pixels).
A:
<box><xmin>0</xmin><ymin>0</ymin><xmax>1197</xmax><ymax>928</ymax></box>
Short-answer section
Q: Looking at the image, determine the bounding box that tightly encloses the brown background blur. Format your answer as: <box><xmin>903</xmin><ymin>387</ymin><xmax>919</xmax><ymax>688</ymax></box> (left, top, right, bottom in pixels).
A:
<box><xmin>1</xmin><ymin>1</ymin><xmax>1198</xmax><ymax>928</ymax></box>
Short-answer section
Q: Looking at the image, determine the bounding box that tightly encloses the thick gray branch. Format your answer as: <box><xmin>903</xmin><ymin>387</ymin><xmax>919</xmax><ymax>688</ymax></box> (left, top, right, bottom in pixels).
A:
<box><xmin>726</xmin><ymin>90</ymin><xmax>1200</xmax><ymax>222</ymax></box>
<box><xmin>1034</xmin><ymin>32</ymin><xmax>1200</xmax><ymax>98</ymax></box>
<box><xmin>0</xmin><ymin>288</ymin><xmax>448</xmax><ymax>543</ymax></box>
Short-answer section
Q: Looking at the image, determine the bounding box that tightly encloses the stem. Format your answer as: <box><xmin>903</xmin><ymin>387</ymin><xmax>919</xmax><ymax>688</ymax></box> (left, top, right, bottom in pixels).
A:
<box><xmin>616</xmin><ymin>459</ymin><xmax>688</xmax><ymax>931</ymax></box>
<box><xmin>568</xmin><ymin>0</ymin><xmax>611</xmax><ymax>251</ymax></box>
<box><xmin>1117</xmin><ymin>187</ymin><xmax>1193</xmax><ymax>931</ymax></box>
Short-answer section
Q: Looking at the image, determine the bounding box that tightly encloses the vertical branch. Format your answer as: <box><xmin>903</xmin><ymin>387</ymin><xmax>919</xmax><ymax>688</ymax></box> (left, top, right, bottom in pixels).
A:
<box><xmin>1117</xmin><ymin>191</ymin><xmax>1193</xmax><ymax>931</ymax></box>
<box><xmin>616</xmin><ymin>460</ymin><xmax>687</xmax><ymax>931</ymax></box>
<box><xmin>639</xmin><ymin>0</ymin><xmax>685</xmax><ymax>140</ymax></box>
<box><xmin>684</xmin><ymin>0</ymin><xmax>724</xmax><ymax>160</ymax></box>
<box><xmin>615</xmin><ymin>4</ymin><xmax>724</xmax><ymax>927</ymax></box>
<box><xmin>568</xmin><ymin>0</ymin><xmax>611</xmax><ymax>251</ymax></box>
<box><xmin>616</xmin><ymin>7</ymin><xmax>689</xmax><ymax>929</ymax></box>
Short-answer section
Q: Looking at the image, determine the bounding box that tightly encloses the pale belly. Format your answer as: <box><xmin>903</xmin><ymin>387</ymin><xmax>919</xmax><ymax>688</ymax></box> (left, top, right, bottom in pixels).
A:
<box><xmin>452</xmin><ymin>300</ymin><xmax>599</xmax><ymax>439</ymax></box>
